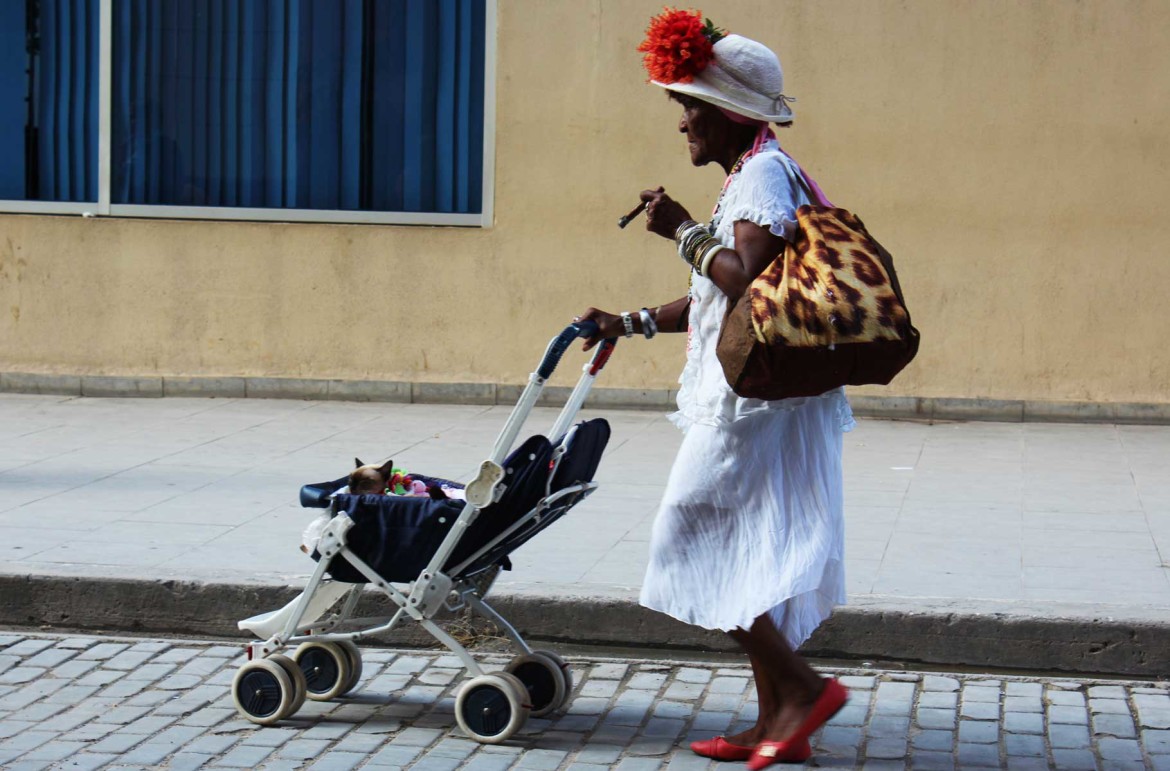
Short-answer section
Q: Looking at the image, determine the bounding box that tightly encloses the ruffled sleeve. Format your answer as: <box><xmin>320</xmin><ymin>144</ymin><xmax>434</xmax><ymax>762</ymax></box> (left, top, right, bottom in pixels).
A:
<box><xmin>716</xmin><ymin>150</ymin><xmax>808</xmax><ymax>244</ymax></box>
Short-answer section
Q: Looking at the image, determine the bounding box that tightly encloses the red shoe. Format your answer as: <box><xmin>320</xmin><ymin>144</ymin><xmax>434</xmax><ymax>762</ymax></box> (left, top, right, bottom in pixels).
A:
<box><xmin>746</xmin><ymin>679</ymin><xmax>849</xmax><ymax>770</ymax></box>
<box><xmin>691</xmin><ymin>736</ymin><xmax>811</xmax><ymax>763</ymax></box>
<box><xmin>689</xmin><ymin>736</ymin><xmax>754</xmax><ymax>761</ymax></box>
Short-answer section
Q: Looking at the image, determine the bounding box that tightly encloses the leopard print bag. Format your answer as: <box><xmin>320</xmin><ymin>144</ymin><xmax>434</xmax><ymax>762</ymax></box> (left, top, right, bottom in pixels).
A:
<box><xmin>716</xmin><ymin>205</ymin><xmax>919</xmax><ymax>400</ymax></box>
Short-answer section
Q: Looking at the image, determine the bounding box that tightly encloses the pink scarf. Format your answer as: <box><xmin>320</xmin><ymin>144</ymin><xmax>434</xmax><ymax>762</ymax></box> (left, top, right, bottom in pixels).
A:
<box><xmin>717</xmin><ymin>107</ymin><xmax>834</xmax><ymax>208</ymax></box>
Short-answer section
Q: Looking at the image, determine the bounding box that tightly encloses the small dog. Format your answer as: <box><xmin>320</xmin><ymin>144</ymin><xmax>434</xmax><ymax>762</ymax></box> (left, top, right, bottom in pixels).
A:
<box><xmin>349</xmin><ymin>458</ymin><xmax>396</xmax><ymax>495</ymax></box>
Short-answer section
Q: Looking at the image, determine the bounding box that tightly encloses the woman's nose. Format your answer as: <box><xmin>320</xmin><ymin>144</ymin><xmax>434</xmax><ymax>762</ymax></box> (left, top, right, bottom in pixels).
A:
<box><xmin>678</xmin><ymin>116</ymin><xmax>687</xmax><ymax>133</ymax></box>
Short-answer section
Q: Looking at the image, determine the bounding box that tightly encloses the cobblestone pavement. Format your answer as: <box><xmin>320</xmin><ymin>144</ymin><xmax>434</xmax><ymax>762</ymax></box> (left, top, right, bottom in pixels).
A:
<box><xmin>0</xmin><ymin>632</ymin><xmax>1169</xmax><ymax>770</ymax></box>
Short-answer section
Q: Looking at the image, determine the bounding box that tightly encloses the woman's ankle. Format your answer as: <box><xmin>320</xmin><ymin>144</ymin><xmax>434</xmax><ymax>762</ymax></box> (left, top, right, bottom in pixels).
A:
<box><xmin>791</xmin><ymin>673</ymin><xmax>825</xmax><ymax>704</ymax></box>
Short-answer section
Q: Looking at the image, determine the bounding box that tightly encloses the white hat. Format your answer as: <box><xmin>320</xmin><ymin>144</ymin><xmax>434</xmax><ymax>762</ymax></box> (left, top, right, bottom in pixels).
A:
<box><xmin>653</xmin><ymin>34</ymin><xmax>794</xmax><ymax>124</ymax></box>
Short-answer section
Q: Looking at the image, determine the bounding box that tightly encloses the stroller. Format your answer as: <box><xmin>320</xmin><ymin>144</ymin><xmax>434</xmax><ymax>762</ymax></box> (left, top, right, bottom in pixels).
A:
<box><xmin>230</xmin><ymin>322</ymin><xmax>617</xmax><ymax>744</ymax></box>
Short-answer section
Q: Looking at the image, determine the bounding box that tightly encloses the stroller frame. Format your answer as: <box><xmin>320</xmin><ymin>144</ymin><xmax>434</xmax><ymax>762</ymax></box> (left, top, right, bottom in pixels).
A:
<box><xmin>232</xmin><ymin>322</ymin><xmax>617</xmax><ymax>742</ymax></box>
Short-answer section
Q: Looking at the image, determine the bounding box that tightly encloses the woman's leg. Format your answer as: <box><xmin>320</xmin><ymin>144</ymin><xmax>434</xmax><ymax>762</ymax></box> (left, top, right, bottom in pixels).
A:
<box><xmin>723</xmin><ymin>645</ymin><xmax>780</xmax><ymax>746</ymax></box>
<box><xmin>733</xmin><ymin>612</ymin><xmax>825</xmax><ymax>742</ymax></box>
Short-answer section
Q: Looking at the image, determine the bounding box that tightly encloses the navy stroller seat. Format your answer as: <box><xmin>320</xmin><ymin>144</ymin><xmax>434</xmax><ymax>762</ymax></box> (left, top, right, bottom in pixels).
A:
<box><xmin>300</xmin><ymin>419</ymin><xmax>608</xmax><ymax>584</ymax></box>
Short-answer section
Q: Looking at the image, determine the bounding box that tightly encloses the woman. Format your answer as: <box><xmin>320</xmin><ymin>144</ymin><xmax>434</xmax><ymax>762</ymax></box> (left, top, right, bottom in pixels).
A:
<box><xmin>575</xmin><ymin>11</ymin><xmax>852</xmax><ymax>768</ymax></box>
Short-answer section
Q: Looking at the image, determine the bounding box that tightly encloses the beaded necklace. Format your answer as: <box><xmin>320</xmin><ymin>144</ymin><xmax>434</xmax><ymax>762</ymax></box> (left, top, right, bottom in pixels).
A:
<box><xmin>710</xmin><ymin>147</ymin><xmax>752</xmax><ymax>226</ymax></box>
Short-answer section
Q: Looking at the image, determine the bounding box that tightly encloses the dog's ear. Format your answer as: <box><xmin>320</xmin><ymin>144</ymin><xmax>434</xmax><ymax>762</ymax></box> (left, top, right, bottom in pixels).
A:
<box><xmin>377</xmin><ymin>459</ymin><xmax>395</xmax><ymax>477</ymax></box>
<box><xmin>354</xmin><ymin>457</ymin><xmax>364</xmax><ymax>468</ymax></box>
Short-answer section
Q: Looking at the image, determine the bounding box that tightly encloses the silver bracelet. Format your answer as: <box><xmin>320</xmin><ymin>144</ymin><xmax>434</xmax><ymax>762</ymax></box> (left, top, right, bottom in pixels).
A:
<box><xmin>638</xmin><ymin>308</ymin><xmax>658</xmax><ymax>339</ymax></box>
<box><xmin>620</xmin><ymin>311</ymin><xmax>635</xmax><ymax>338</ymax></box>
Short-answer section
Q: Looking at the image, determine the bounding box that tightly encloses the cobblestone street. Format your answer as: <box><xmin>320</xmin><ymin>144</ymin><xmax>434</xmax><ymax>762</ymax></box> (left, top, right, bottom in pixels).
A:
<box><xmin>0</xmin><ymin>632</ymin><xmax>1168</xmax><ymax>770</ymax></box>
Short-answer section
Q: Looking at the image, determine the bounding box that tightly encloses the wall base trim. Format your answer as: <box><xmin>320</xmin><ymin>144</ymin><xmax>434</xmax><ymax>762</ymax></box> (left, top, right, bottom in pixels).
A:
<box><xmin>2</xmin><ymin>371</ymin><xmax>1167</xmax><ymax>424</ymax></box>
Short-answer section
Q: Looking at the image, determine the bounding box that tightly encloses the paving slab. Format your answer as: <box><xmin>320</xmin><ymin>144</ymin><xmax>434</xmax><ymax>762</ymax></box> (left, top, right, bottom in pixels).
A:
<box><xmin>0</xmin><ymin>632</ymin><xmax>1167</xmax><ymax>770</ymax></box>
<box><xmin>0</xmin><ymin>395</ymin><xmax>1169</xmax><ymax>675</ymax></box>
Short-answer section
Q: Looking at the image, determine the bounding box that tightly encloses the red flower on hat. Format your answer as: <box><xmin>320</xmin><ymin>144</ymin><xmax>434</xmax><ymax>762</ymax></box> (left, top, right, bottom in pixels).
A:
<box><xmin>638</xmin><ymin>8</ymin><xmax>726</xmax><ymax>84</ymax></box>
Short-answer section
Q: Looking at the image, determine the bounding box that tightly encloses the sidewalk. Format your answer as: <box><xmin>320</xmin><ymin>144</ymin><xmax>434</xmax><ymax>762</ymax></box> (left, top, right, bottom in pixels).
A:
<box><xmin>1</xmin><ymin>394</ymin><xmax>1168</xmax><ymax>675</ymax></box>
<box><xmin>4</xmin><ymin>631</ymin><xmax>1169</xmax><ymax>770</ymax></box>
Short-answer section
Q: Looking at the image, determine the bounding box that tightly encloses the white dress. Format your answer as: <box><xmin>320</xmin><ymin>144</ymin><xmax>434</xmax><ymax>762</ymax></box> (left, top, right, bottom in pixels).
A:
<box><xmin>639</xmin><ymin>139</ymin><xmax>855</xmax><ymax>647</ymax></box>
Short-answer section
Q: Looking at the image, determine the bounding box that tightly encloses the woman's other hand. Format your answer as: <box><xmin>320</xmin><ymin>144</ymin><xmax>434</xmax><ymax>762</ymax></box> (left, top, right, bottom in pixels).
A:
<box><xmin>641</xmin><ymin>187</ymin><xmax>692</xmax><ymax>241</ymax></box>
<box><xmin>574</xmin><ymin>307</ymin><xmax>622</xmax><ymax>350</ymax></box>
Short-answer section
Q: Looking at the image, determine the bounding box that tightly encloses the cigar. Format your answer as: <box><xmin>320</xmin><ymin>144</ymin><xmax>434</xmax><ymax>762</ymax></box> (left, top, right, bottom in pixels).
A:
<box><xmin>617</xmin><ymin>201</ymin><xmax>647</xmax><ymax>229</ymax></box>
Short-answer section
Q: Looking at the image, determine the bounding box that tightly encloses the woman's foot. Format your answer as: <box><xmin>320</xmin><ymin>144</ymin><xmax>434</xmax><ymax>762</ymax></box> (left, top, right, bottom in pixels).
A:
<box><xmin>747</xmin><ymin>679</ymin><xmax>849</xmax><ymax>769</ymax></box>
<box><xmin>721</xmin><ymin>677</ymin><xmax>823</xmax><ymax>755</ymax></box>
<box><xmin>724</xmin><ymin>724</ymin><xmax>765</xmax><ymax>748</ymax></box>
<box><xmin>691</xmin><ymin>735</ymin><xmax>811</xmax><ymax>763</ymax></box>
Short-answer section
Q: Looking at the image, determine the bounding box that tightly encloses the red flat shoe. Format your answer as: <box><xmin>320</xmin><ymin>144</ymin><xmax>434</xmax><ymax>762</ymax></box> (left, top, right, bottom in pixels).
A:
<box><xmin>692</xmin><ymin>736</ymin><xmax>811</xmax><ymax>763</ymax></box>
<box><xmin>746</xmin><ymin>679</ymin><xmax>849</xmax><ymax>769</ymax></box>
<box><xmin>690</xmin><ymin>736</ymin><xmax>755</xmax><ymax>761</ymax></box>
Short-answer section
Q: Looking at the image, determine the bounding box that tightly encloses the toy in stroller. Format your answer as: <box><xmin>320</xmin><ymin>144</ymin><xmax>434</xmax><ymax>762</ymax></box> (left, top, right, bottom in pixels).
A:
<box><xmin>231</xmin><ymin>322</ymin><xmax>617</xmax><ymax>743</ymax></box>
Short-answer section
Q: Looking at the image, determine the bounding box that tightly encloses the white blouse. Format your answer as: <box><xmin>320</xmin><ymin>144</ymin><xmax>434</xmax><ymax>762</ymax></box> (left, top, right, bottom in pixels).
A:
<box><xmin>669</xmin><ymin>138</ymin><xmax>854</xmax><ymax>431</ymax></box>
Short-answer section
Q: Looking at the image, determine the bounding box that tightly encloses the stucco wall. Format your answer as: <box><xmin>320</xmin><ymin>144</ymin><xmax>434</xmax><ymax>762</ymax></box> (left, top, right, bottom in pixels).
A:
<box><xmin>2</xmin><ymin>0</ymin><xmax>1168</xmax><ymax>404</ymax></box>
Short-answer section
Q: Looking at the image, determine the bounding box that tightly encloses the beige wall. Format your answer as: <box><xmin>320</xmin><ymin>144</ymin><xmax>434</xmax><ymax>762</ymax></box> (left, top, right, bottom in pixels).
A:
<box><xmin>2</xmin><ymin>0</ymin><xmax>1169</xmax><ymax>404</ymax></box>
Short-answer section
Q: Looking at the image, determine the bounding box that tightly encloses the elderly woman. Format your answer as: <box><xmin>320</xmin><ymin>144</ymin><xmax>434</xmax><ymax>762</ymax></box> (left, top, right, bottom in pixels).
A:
<box><xmin>576</xmin><ymin>12</ymin><xmax>852</xmax><ymax>769</ymax></box>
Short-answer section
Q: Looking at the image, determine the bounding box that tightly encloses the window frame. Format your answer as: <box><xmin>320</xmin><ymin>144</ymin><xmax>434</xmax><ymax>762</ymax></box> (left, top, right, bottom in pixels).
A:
<box><xmin>0</xmin><ymin>0</ymin><xmax>497</xmax><ymax>228</ymax></box>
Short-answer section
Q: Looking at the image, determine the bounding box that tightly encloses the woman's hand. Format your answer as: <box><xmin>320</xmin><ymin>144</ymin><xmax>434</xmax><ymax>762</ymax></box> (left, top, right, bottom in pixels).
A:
<box><xmin>641</xmin><ymin>187</ymin><xmax>693</xmax><ymax>241</ymax></box>
<box><xmin>574</xmin><ymin>307</ymin><xmax>623</xmax><ymax>351</ymax></box>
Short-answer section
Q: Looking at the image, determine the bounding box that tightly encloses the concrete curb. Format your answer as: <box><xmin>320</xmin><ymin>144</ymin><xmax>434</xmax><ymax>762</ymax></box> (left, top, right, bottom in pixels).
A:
<box><xmin>4</xmin><ymin>574</ymin><xmax>1167</xmax><ymax>678</ymax></box>
<box><xmin>3</xmin><ymin>371</ymin><xmax>1169</xmax><ymax>424</ymax></box>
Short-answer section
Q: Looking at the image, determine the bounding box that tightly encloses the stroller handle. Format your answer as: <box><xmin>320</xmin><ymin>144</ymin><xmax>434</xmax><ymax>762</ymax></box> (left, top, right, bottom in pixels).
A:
<box><xmin>537</xmin><ymin>321</ymin><xmax>607</xmax><ymax>380</ymax></box>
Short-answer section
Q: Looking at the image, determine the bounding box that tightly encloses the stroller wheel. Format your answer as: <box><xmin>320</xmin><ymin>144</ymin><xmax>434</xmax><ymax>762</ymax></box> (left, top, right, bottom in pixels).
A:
<box><xmin>505</xmin><ymin>652</ymin><xmax>568</xmax><ymax>718</ymax></box>
<box><xmin>337</xmin><ymin>640</ymin><xmax>363</xmax><ymax>695</ymax></box>
<box><xmin>231</xmin><ymin>659</ymin><xmax>295</xmax><ymax>726</ymax></box>
<box><xmin>267</xmin><ymin>653</ymin><xmax>308</xmax><ymax>717</ymax></box>
<box><xmin>293</xmin><ymin>642</ymin><xmax>352</xmax><ymax>702</ymax></box>
<box><xmin>455</xmin><ymin>672</ymin><xmax>531</xmax><ymax>744</ymax></box>
<box><xmin>531</xmin><ymin>649</ymin><xmax>574</xmax><ymax>709</ymax></box>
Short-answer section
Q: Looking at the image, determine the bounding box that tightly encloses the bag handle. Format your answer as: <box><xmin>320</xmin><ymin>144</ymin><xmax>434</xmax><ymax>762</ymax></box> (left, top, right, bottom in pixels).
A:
<box><xmin>782</xmin><ymin>150</ymin><xmax>832</xmax><ymax>208</ymax></box>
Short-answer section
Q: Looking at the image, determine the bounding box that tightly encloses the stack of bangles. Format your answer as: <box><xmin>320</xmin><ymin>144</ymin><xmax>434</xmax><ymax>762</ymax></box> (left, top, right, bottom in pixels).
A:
<box><xmin>674</xmin><ymin>220</ymin><xmax>725</xmax><ymax>277</ymax></box>
<box><xmin>619</xmin><ymin>308</ymin><xmax>659</xmax><ymax>339</ymax></box>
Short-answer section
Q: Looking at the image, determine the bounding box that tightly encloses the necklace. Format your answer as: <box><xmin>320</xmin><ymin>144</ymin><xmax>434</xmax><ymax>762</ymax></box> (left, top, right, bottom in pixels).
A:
<box><xmin>710</xmin><ymin>147</ymin><xmax>753</xmax><ymax>225</ymax></box>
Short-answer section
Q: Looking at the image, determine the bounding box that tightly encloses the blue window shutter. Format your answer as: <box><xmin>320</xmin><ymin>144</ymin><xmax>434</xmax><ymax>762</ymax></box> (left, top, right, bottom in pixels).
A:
<box><xmin>40</xmin><ymin>0</ymin><xmax>58</xmax><ymax>198</ymax></box>
<box><xmin>0</xmin><ymin>3</ymin><xmax>26</xmax><ymax>199</ymax></box>
<box><xmin>434</xmin><ymin>0</ymin><xmax>457</xmax><ymax>213</ymax></box>
<box><xmin>455</xmin><ymin>0</ymin><xmax>473</xmax><ymax>213</ymax></box>
<box><xmin>109</xmin><ymin>0</ymin><xmax>485</xmax><ymax>215</ymax></box>
<box><xmin>70</xmin><ymin>0</ymin><xmax>89</xmax><ymax>200</ymax></box>
<box><xmin>403</xmin><ymin>0</ymin><xmax>438</xmax><ymax>212</ymax></box>
<box><xmin>467</xmin><ymin>0</ymin><xmax>486</xmax><ymax>214</ymax></box>
<box><xmin>370</xmin><ymin>0</ymin><xmax>406</xmax><ymax>213</ymax></box>
<box><xmin>42</xmin><ymin>0</ymin><xmax>100</xmax><ymax>203</ymax></box>
<box><xmin>339</xmin><ymin>0</ymin><xmax>362</xmax><ymax>211</ymax></box>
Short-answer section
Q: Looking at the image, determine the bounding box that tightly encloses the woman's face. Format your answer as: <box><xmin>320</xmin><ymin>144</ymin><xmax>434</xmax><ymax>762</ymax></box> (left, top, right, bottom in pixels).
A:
<box><xmin>675</xmin><ymin>95</ymin><xmax>726</xmax><ymax>167</ymax></box>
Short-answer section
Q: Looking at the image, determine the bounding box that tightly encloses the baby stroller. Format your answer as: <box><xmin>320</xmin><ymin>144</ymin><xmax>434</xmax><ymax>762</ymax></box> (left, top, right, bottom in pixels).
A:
<box><xmin>231</xmin><ymin>322</ymin><xmax>617</xmax><ymax>744</ymax></box>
